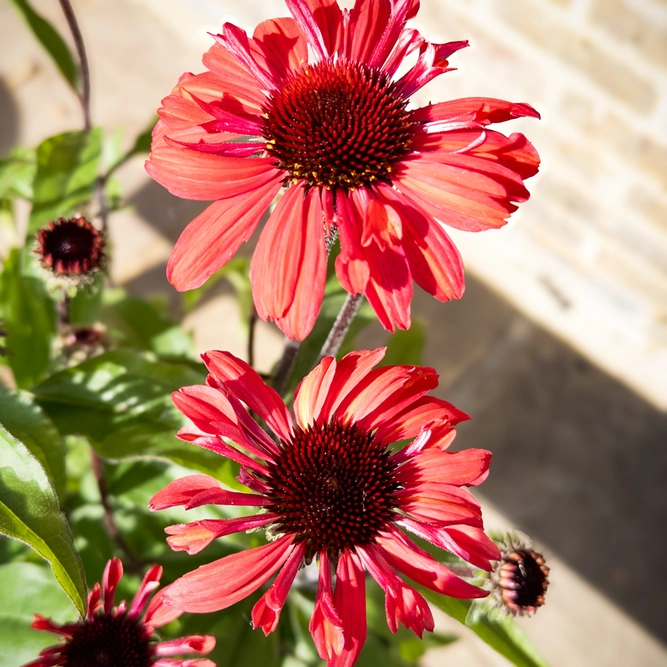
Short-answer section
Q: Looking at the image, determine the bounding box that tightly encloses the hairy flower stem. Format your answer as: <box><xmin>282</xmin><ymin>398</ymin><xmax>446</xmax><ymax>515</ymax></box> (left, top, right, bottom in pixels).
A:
<box><xmin>271</xmin><ymin>338</ymin><xmax>300</xmax><ymax>397</ymax></box>
<box><xmin>58</xmin><ymin>0</ymin><xmax>91</xmax><ymax>131</ymax></box>
<box><xmin>57</xmin><ymin>293</ymin><xmax>71</xmax><ymax>327</ymax></box>
<box><xmin>90</xmin><ymin>449</ymin><xmax>143</xmax><ymax>574</ymax></box>
<box><xmin>248</xmin><ymin>304</ymin><xmax>258</xmax><ymax>369</ymax></box>
<box><xmin>318</xmin><ymin>293</ymin><xmax>364</xmax><ymax>362</ymax></box>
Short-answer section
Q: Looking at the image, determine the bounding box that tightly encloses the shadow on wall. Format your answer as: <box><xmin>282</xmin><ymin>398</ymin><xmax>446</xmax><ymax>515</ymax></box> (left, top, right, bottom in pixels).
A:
<box><xmin>398</xmin><ymin>280</ymin><xmax>667</xmax><ymax>644</ymax></box>
<box><xmin>0</xmin><ymin>78</ymin><xmax>20</xmax><ymax>156</ymax></box>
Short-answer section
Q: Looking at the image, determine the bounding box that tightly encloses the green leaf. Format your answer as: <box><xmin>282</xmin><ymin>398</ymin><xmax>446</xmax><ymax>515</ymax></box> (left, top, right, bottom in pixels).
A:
<box><xmin>9</xmin><ymin>0</ymin><xmax>80</xmax><ymax>91</ymax></box>
<box><xmin>0</xmin><ymin>387</ymin><xmax>66</xmax><ymax>501</ymax></box>
<box><xmin>28</xmin><ymin>129</ymin><xmax>103</xmax><ymax>236</ymax></box>
<box><xmin>107</xmin><ymin>115</ymin><xmax>159</xmax><ymax>175</ymax></box>
<box><xmin>382</xmin><ymin>319</ymin><xmax>426</xmax><ymax>367</ymax></box>
<box><xmin>0</xmin><ymin>562</ymin><xmax>79</xmax><ymax>667</ymax></box>
<box><xmin>182</xmin><ymin>256</ymin><xmax>252</xmax><ymax>322</ymax></box>
<box><xmin>0</xmin><ymin>248</ymin><xmax>57</xmax><ymax>387</ymax></box>
<box><xmin>0</xmin><ymin>423</ymin><xmax>87</xmax><ymax>616</ymax></box>
<box><xmin>419</xmin><ymin>590</ymin><xmax>549</xmax><ymax>667</ymax></box>
<box><xmin>102</xmin><ymin>288</ymin><xmax>196</xmax><ymax>360</ymax></box>
<box><xmin>0</xmin><ymin>146</ymin><xmax>37</xmax><ymax>200</ymax></box>
<box><xmin>32</xmin><ymin>350</ymin><xmax>234</xmax><ymax>480</ymax></box>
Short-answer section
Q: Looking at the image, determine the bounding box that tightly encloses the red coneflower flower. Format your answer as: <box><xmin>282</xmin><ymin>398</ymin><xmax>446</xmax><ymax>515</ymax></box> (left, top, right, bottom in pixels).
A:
<box><xmin>146</xmin><ymin>0</ymin><xmax>540</xmax><ymax>340</ymax></box>
<box><xmin>35</xmin><ymin>216</ymin><xmax>105</xmax><ymax>285</ymax></box>
<box><xmin>24</xmin><ymin>558</ymin><xmax>215</xmax><ymax>667</ymax></box>
<box><xmin>149</xmin><ymin>348</ymin><xmax>500</xmax><ymax>666</ymax></box>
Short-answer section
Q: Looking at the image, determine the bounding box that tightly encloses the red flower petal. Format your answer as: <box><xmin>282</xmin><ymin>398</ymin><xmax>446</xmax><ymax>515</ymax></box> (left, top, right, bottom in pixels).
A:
<box><xmin>319</xmin><ymin>348</ymin><xmax>387</xmax><ymax>419</ymax></box>
<box><xmin>165</xmin><ymin>515</ymin><xmax>276</xmax><ymax>555</ymax></box>
<box><xmin>252</xmin><ymin>542</ymin><xmax>307</xmax><ymax>634</ymax></box>
<box><xmin>357</xmin><ymin>545</ymin><xmax>434</xmax><ymax>636</ymax></box>
<box><xmin>293</xmin><ymin>355</ymin><xmax>337</xmax><ymax>428</ymax></box>
<box><xmin>156</xmin><ymin>635</ymin><xmax>216</xmax><ymax>656</ymax></box>
<box><xmin>376</xmin><ymin>528</ymin><xmax>487</xmax><ymax>598</ymax></box>
<box><xmin>253</xmin><ymin>17</ymin><xmax>309</xmax><ymax>82</ymax></box>
<box><xmin>310</xmin><ymin>552</ymin><xmax>344</xmax><ymax>661</ymax></box>
<box><xmin>330</xmin><ymin>550</ymin><xmax>367</xmax><ymax>667</ymax></box>
<box><xmin>202</xmin><ymin>351</ymin><xmax>293</xmax><ymax>441</ymax></box>
<box><xmin>251</xmin><ymin>183</ymin><xmax>327</xmax><ymax>340</ymax></box>
<box><xmin>164</xmin><ymin>536</ymin><xmax>295</xmax><ymax>613</ymax></box>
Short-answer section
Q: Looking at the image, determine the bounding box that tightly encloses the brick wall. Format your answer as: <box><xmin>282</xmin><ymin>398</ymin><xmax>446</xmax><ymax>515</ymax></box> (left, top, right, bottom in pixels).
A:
<box><xmin>404</xmin><ymin>0</ymin><xmax>667</xmax><ymax>409</ymax></box>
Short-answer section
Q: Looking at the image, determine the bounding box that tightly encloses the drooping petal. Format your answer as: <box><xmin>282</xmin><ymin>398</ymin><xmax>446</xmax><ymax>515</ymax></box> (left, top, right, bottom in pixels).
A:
<box><xmin>165</xmin><ymin>514</ymin><xmax>277</xmax><ymax>555</ymax></box>
<box><xmin>373</xmin><ymin>183</ymin><xmax>464</xmax><ymax>301</ymax></box>
<box><xmin>310</xmin><ymin>552</ymin><xmax>345</xmax><ymax>661</ymax></box>
<box><xmin>376</xmin><ymin>528</ymin><xmax>488</xmax><ymax>598</ymax></box>
<box><xmin>146</xmin><ymin>145</ymin><xmax>278</xmax><ymax>202</ymax></box>
<box><xmin>399</xmin><ymin>519</ymin><xmax>500</xmax><ymax>570</ymax></box>
<box><xmin>252</xmin><ymin>542</ymin><xmax>307</xmax><ymax>634</ymax></box>
<box><xmin>330</xmin><ymin>550</ymin><xmax>367</xmax><ymax>667</ymax></box>
<box><xmin>201</xmin><ymin>351</ymin><xmax>294</xmax><ymax>441</ymax></box>
<box><xmin>144</xmin><ymin>586</ymin><xmax>183</xmax><ymax>628</ymax></box>
<box><xmin>397</xmin><ymin>482</ymin><xmax>483</xmax><ymax>526</ymax></box>
<box><xmin>411</xmin><ymin>97</ymin><xmax>540</xmax><ymax>130</ymax></box>
<box><xmin>148</xmin><ymin>474</ymin><xmax>269</xmax><ymax>511</ymax></box>
<box><xmin>154</xmin><ymin>660</ymin><xmax>216</xmax><ymax>667</ymax></box>
<box><xmin>156</xmin><ymin>636</ymin><xmax>216</xmax><ymax>656</ymax></box>
<box><xmin>357</xmin><ymin>545</ymin><xmax>434</xmax><ymax>636</ymax></box>
<box><xmin>164</xmin><ymin>536</ymin><xmax>296</xmax><ymax>613</ymax></box>
<box><xmin>251</xmin><ymin>183</ymin><xmax>327</xmax><ymax>340</ymax></box>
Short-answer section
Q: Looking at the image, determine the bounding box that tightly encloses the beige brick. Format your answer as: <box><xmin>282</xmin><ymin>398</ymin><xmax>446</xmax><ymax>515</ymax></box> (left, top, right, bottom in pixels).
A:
<box><xmin>635</xmin><ymin>188</ymin><xmax>667</xmax><ymax>235</ymax></box>
<box><xmin>495</xmin><ymin>0</ymin><xmax>658</xmax><ymax>112</ymax></box>
<box><xmin>591</xmin><ymin>0</ymin><xmax>667</xmax><ymax>70</ymax></box>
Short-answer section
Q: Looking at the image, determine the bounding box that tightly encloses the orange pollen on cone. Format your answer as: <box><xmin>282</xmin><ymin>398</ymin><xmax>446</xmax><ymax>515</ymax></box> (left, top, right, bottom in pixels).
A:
<box><xmin>53</xmin><ymin>612</ymin><xmax>153</xmax><ymax>667</ymax></box>
<box><xmin>262</xmin><ymin>59</ymin><xmax>415</xmax><ymax>191</ymax></box>
<box><xmin>263</xmin><ymin>420</ymin><xmax>401</xmax><ymax>561</ymax></box>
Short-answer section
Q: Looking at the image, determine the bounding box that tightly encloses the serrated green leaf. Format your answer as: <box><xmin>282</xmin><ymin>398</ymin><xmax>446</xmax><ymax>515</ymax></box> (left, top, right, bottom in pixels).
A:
<box><xmin>0</xmin><ymin>248</ymin><xmax>57</xmax><ymax>387</ymax></box>
<box><xmin>32</xmin><ymin>350</ymin><xmax>233</xmax><ymax>480</ymax></box>
<box><xmin>0</xmin><ymin>424</ymin><xmax>87</xmax><ymax>616</ymax></box>
<box><xmin>419</xmin><ymin>589</ymin><xmax>549</xmax><ymax>667</ymax></box>
<box><xmin>382</xmin><ymin>319</ymin><xmax>426</xmax><ymax>367</ymax></box>
<box><xmin>0</xmin><ymin>562</ymin><xmax>79</xmax><ymax>667</ymax></box>
<box><xmin>28</xmin><ymin>129</ymin><xmax>102</xmax><ymax>235</ymax></box>
<box><xmin>9</xmin><ymin>0</ymin><xmax>80</xmax><ymax>91</ymax></box>
<box><xmin>0</xmin><ymin>146</ymin><xmax>37</xmax><ymax>200</ymax></box>
<box><xmin>0</xmin><ymin>387</ymin><xmax>66</xmax><ymax>501</ymax></box>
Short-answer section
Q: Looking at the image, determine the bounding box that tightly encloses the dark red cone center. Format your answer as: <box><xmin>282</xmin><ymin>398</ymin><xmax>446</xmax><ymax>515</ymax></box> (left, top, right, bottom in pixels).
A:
<box><xmin>263</xmin><ymin>420</ymin><xmax>401</xmax><ymax>561</ymax></box>
<box><xmin>499</xmin><ymin>549</ymin><xmax>550</xmax><ymax>614</ymax></box>
<box><xmin>58</xmin><ymin>612</ymin><xmax>154</xmax><ymax>667</ymax></box>
<box><xmin>37</xmin><ymin>217</ymin><xmax>103</xmax><ymax>275</ymax></box>
<box><xmin>263</xmin><ymin>59</ymin><xmax>414</xmax><ymax>190</ymax></box>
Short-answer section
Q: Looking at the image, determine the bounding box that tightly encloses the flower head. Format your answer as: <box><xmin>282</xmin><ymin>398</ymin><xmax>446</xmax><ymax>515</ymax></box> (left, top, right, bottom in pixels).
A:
<box><xmin>150</xmin><ymin>348</ymin><xmax>500</xmax><ymax>666</ymax></box>
<box><xmin>24</xmin><ymin>558</ymin><xmax>215</xmax><ymax>667</ymax></box>
<box><xmin>147</xmin><ymin>0</ymin><xmax>540</xmax><ymax>340</ymax></box>
<box><xmin>35</xmin><ymin>216</ymin><xmax>105</xmax><ymax>287</ymax></box>
<box><xmin>490</xmin><ymin>533</ymin><xmax>550</xmax><ymax>616</ymax></box>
